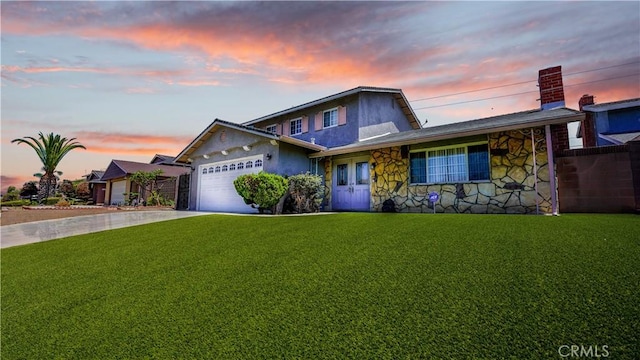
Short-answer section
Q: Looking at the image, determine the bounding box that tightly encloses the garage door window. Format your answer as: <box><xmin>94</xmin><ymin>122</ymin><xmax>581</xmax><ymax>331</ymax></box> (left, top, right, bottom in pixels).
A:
<box><xmin>237</xmin><ymin>162</ymin><xmax>244</xmax><ymax>170</ymax></box>
<box><xmin>222</xmin><ymin>165</ymin><xmax>228</xmax><ymax>172</ymax></box>
<box><xmin>202</xmin><ymin>168</ymin><xmax>207</xmax><ymax>174</ymax></box>
<box><xmin>246</xmin><ymin>161</ymin><xmax>253</xmax><ymax>168</ymax></box>
<box><xmin>255</xmin><ymin>159</ymin><xmax>263</xmax><ymax>168</ymax></box>
<box><xmin>230</xmin><ymin>164</ymin><xmax>236</xmax><ymax>171</ymax></box>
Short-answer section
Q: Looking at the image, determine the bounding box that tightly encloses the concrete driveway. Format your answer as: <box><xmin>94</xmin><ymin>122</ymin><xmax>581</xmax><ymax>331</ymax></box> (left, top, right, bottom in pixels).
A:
<box><xmin>1</xmin><ymin>211</ymin><xmax>209</xmax><ymax>249</ymax></box>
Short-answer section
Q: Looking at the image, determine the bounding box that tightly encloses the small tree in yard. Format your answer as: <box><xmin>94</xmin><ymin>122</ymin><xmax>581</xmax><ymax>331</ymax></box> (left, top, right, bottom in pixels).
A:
<box><xmin>3</xmin><ymin>186</ymin><xmax>20</xmax><ymax>202</ymax></box>
<box><xmin>130</xmin><ymin>169</ymin><xmax>163</xmax><ymax>205</ymax></box>
<box><xmin>19</xmin><ymin>181</ymin><xmax>39</xmax><ymax>199</ymax></box>
<box><xmin>288</xmin><ymin>173</ymin><xmax>324</xmax><ymax>213</ymax></box>
<box><xmin>234</xmin><ymin>172</ymin><xmax>288</xmax><ymax>214</ymax></box>
<box><xmin>75</xmin><ymin>181</ymin><xmax>91</xmax><ymax>202</ymax></box>
<box><xmin>59</xmin><ymin>179</ymin><xmax>76</xmax><ymax>198</ymax></box>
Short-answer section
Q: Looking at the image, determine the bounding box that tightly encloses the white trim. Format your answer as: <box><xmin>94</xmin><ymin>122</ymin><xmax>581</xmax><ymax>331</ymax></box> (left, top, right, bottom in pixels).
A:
<box><xmin>289</xmin><ymin>117</ymin><xmax>303</xmax><ymax>135</ymax></box>
<box><xmin>323</xmin><ymin>107</ymin><xmax>339</xmax><ymax>129</ymax></box>
<box><xmin>359</xmin><ymin>132</ymin><xmax>391</xmax><ymax>142</ymax></box>
<box><xmin>409</xmin><ymin>141</ymin><xmax>490</xmax><ymax>185</ymax></box>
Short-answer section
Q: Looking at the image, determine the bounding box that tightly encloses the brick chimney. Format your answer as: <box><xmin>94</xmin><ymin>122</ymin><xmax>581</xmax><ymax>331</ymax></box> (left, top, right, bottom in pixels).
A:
<box><xmin>578</xmin><ymin>94</ymin><xmax>594</xmax><ymax>110</ymax></box>
<box><xmin>538</xmin><ymin>66</ymin><xmax>565</xmax><ymax>110</ymax></box>
<box><xmin>539</xmin><ymin>66</ymin><xmax>569</xmax><ymax>152</ymax></box>
<box><xmin>579</xmin><ymin>94</ymin><xmax>596</xmax><ymax>147</ymax></box>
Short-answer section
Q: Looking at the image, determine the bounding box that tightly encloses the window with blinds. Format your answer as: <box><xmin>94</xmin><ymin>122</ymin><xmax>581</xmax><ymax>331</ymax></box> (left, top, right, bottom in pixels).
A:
<box><xmin>410</xmin><ymin>143</ymin><xmax>490</xmax><ymax>184</ymax></box>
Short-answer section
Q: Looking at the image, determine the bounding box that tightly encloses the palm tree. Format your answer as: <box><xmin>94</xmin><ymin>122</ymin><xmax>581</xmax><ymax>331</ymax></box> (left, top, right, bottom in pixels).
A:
<box><xmin>12</xmin><ymin>132</ymin><xmax>86</xmax><ymax>203</ymax></box>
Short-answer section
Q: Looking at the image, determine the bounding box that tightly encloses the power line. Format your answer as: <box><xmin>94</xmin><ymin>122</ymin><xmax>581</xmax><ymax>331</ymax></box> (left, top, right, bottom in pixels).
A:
<box><xmin>410</xmin><ymin>61</ymin><xmax>640</xmax><ymax>103</ymax></box>
<box><xmin>413</xmin><ymin>73</ymin><xmax>640</xmax><ymax>110</ymax></box>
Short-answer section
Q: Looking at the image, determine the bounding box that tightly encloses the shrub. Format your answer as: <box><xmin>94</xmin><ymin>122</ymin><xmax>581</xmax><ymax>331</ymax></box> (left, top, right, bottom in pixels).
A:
<box><xmin>55</xmin><ymin>199</ymin><xmax>71</xmax><ymax>207</ymax></box>
<box><xmin>44</xmin><ymin>197</ymin><xmax>61</xmax><ymax>206</ymax></box>
<box><xmin>288</xmin><ymin>173</ymin><xmax>324</xmax><ymax>213</ymax></box>
<box><xmin>75</xmin><ymin>181</ymin><xmax>91</xmax><ymax>202</ymax></box>
<box><xmin>1</xmin><ymin>199</ymin><xmax>30</xmax><ymax>207</ymax></box>
<box><xmin>234</xmin><ymin>172</ymin><xmax>288</xmax><ymax>214</ymax></box>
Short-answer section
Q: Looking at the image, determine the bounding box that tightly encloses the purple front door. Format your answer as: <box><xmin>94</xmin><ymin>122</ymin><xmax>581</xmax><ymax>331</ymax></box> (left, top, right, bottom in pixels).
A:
<box><xmin>332</xmin><ymin>157</ymin><xmax>370</xmax><ymax>211</ymax></box>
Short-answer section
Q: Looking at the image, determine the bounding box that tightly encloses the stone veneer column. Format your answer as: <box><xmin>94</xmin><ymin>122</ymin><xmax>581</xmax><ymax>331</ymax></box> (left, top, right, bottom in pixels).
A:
<box><xmin>323</xmin><ymin>157</ymin><xmax>332</xmax><ymax>210</ymax></box>
<box><xmin>371</xmin><ymin>147</ymin><xmax>409</xmax><ymax>211</ymax></box>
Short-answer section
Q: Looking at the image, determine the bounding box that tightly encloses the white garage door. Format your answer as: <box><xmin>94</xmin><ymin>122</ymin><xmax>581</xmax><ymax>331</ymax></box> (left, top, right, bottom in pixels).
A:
<box><xmin>197</xmin><ymin>155</ymin><xmax>264</xmax><ymax>213</ymax></box>
<box><xmin>110</xmin><ymin>180</ymin><xmax>126</xmax><ymax>206</ymax></box>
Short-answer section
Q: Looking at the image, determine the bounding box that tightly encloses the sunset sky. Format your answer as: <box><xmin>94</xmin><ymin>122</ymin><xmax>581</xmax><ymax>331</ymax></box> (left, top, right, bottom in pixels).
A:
<box><xmin>2</xmin><ymin>1</ymin><xmax>639</xmax><ymax>193</ymax></box>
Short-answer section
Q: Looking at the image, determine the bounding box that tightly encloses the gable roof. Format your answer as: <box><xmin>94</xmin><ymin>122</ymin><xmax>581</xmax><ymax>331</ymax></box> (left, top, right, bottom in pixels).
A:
<box><xmin>582</xmin><ymin>98</ymin><xmax>640</xmax><ymax>112</ymax></box>
<box><xmin>174</xmin><ymin>118</ymin><xmax>326</xmax><ymax>164</ymax></box>
<box><xmin>242</xmin><ymin>86</ymin><xmax>421</xmax><ymax>130</ymax></box>
<box><xmin>310</xmin><ymin>107</ymin><xmax>584</xmax><ymax>157</ymax></box>
<box><xmin>101</xmin><ymin>160</ymin><xmax>189</xmax><ymax>181</ymax></box>
<box><xmin>150</xmin><ymin>154</ymin><xmax>176</xmax><ymax>165</ymax></box>
<box><xmin>84</xmin><ymin>170</ymin><xmax>106</xmax><ymax>183</ymax></box>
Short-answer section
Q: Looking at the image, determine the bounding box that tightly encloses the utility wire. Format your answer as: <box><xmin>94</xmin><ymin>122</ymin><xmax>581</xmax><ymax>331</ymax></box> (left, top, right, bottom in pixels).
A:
<box><xmin>413</xmin><ymin>73</ymin><xmax>640</xmax><ymax>110</ymax></box>
<box><xmin>410</xmin><ymin>61</ymin><xmax>640</xmax><ymax>103</ymax></box>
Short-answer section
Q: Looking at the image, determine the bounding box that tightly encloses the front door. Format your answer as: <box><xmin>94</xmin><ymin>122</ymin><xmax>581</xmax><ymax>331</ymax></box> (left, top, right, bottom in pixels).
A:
<box><xmin>332</xmin><ymin>156</ymin><xmax>371</xmax><ymax>211</ymax></box>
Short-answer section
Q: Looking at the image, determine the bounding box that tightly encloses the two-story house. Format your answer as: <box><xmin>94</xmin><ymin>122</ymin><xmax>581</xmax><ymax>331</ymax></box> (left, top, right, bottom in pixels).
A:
<box><xmin>174</xmin><ymin>87</ymin><xmax>419</xmax><ymax>212</ymax></box>
<box><xmin>176</xmin><ymin>66</ymin><xmax>584</xmax><ymax>214</ymax></box>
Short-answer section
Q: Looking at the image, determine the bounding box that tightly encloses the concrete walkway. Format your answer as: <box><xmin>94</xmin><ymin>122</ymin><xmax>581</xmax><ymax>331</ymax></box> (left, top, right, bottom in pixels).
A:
<box><xmin>1</xmin><ymin>211</ymin><xmax>209</xmax><ymax>249</ymax></box>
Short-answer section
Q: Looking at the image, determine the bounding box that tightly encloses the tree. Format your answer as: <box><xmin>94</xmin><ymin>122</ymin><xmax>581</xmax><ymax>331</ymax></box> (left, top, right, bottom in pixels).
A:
<box><xmin>129</xmin><ymin>169</ymin><xmax>163</xmax><ymax>204</ymax></box>
<box><xmin>12</xmin><ymin>132</ymin><xmax>86</xmax><ymax>203</ymax></box>
<box><xmin>19</xmin><ymin>181</ymin><xmax>39</xmax><ymax>199</ymax></box>
<box><xmin>3</xmin><ymin>186</ymin><xmax>20</xmax><ymax>202</ymax></box>
<box><xmin>59</xmin><ymin>179</ymin><xmax>76</xmax><ymax>198</ymax></box>
<box><xmin>75</xmin><ymin>181</ymin><xmax>91</xmax><ymax>202</ymax></box>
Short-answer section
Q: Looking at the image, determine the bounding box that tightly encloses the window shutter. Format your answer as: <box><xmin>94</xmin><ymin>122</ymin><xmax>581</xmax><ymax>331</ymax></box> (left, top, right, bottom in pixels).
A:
<box><xmin>276</xmin><ymin>123</ymin><xmax>282</xmax><ymax>135</ymax></box>
<box><xmin>302</xmin><ymin>116</ymin><xmax>309</xmax><ymax>133</ymax></box>
<box><xmin>338</xmin><ymin>106</ymin><xmax>347</xmax><ymax>126</ymax></box>
<box><xmin>315</xmin><ymin>112</ymin><xmax>322</xmax><ymax>130</ymax></box>
<box><xmin>283</xmin><ymin>121</ymin><xmax>290</xmax><ymax>136</ymax></box>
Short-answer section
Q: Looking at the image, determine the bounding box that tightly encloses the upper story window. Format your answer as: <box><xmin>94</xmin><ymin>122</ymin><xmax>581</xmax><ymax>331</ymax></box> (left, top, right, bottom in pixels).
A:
<box><xmin>410</xmin><ymin>143</ymin><xmax>489</xmax><ymax>184</ymax></box>
<box><xmin>266</xmin><ymin>124</ymin><xmax>277</xmax><ymax>134</ymax></box>
<box><xmin>290</xmin><ymin>118</ymin><xmax>302</xmax><ymax>135</ymax></box>
<box><xmin>323</xmin><ymin>108</ymin><xmax>338</xmax><ymax>128</ymax></box>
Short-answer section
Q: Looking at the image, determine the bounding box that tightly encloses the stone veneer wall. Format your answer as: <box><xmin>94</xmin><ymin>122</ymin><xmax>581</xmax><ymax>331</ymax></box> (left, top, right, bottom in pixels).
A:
<box><xmin>370</xmin><ymin>128</ymin><xmax>552</xmax><ymax>214</ymax></box>
<box><xmin>323</xmin><ymin>157</ymin><xmax>333</xmax><ymax>210</ymax></box>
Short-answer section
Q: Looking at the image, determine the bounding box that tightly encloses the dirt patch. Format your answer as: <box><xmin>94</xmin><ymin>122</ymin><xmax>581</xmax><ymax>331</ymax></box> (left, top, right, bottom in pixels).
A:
<box><xmin>0</xmin><ymin>207</ymin><xmax>173</xmax><ymax>226</ymax></box>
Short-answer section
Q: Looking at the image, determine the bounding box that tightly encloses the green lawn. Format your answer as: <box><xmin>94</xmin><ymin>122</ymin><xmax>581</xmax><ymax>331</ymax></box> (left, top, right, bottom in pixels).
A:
<box><xmin>2</xmin><ymin>213</ymin><xmax>639</xmax><ymax>359</ymax></box>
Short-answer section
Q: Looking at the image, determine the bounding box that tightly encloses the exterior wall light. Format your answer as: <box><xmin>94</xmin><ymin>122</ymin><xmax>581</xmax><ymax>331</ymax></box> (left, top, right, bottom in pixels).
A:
<box><xmin>266</xmin><ymin>153</ymin><xmax>272</xmax><ymax>160</ymax></box>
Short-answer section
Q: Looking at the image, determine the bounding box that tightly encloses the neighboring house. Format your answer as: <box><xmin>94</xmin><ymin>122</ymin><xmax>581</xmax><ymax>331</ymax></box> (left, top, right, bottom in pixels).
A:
<box><xmin>83</xmin><ymin>170</ymin><xmax>106</xmax><ymax>205</ymax></box>
<box><xmin>150</xmin><ymin>154</ymin><xmax>184</xmax><ymax>166</ymax></box>
<box><xmin>175</xmin><ymin>66</ymin><xmax>584</xmax><ymax>214</ymax></box>
<box><xmin>577</xmin><ymin>95</ymin><xmax>640</xmax><ymax>147</ymax></box>
<box><xmin>101</xmin><ymin>159</ymin><xmax>189</xmax><ymax>206</ymax></box>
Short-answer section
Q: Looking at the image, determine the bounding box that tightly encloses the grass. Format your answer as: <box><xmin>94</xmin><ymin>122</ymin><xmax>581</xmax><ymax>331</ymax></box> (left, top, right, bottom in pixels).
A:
<box><xmin>2</xmin><ymin>213</ymin><xmax>639</xmax><ymax>359</ymax></box>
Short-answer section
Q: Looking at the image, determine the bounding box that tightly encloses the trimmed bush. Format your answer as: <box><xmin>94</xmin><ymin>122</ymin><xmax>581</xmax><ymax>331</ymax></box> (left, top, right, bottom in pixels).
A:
<box><xmin>288</xmin><ymin>173</ymin><xmax>324</xmax><ymax>213</ymax></box>
<box><xmin>43</xmin><ymin>197</ymin><xmax>62</xmax><ymax>206</ymax></box>
<box><xmin>234</xmin><ymin>172</ymin><xmax>288</xmax><ymax>214</ymax></box>
<box><xmin>0</xmin><ymin>200</ymin><xmax>30</xmax><ymax>207</ymax></box>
